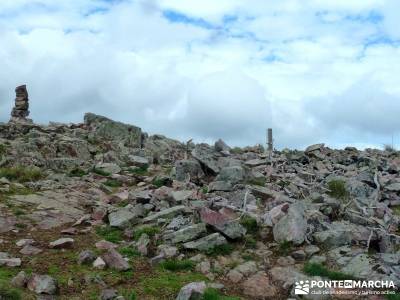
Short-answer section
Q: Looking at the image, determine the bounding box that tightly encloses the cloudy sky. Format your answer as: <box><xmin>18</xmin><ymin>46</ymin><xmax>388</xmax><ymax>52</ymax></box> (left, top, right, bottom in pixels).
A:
<box><xmin>0</xmin><ymin>0</ymin><xmax>399</xmax><ymax>149</ymax></box>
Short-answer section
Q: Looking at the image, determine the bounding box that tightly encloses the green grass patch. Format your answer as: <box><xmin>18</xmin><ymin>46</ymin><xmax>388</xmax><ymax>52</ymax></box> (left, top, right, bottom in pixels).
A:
<box><xmin>117</xmin><ymin>200</ymin><xmax>130</xmax><ymax>207</ymax></box>
<box><xmin>392</xmin><ymin>206</ymin><xmax>400</xmax><ymax>216</ymax></box>
<box><xmin>1</xmin><ymin>185</ymin><xmax>35</xmax><ymax>208</ymax></box>
<box><xmin>0</xmin><ymin>166</ymin><xmax>43</xmax><ymax>183</ymax></box>
<box><xmin>128</xmin><ymin>166</ymin><xmax>149</xmax><ymax>176</ymax></box>
<box><xmin>119</xmin><ymin>290</ymin><xmax>137</xmax><ymax>300</ymax></box>
<box><xmin>96</xmin><ymin>226</ymin><xmax>124</xmax><ymax>243</ymax></box>
<box><xmin>230</xmin><ymin>147</ymin><xmax>243</xmax><ymax>154</ymax></box>
<box><xmin>152</xmin><ymin>178</ymin><xmax>165</xmax><ymax>188</ymax></box>
<box><xmin>277</xmin><ymin>241</ymin><xmax>293</xmax><ymax>256</ymax></box>
<box><xmin>133</xmin><ymin>226</ymin><xmax>160</xmax><ymax>240</ymax></box>
<box><xmin>0</xmin><ymin>268</ymin><xmax>21</xmax><ymax>300</ymax></box>
<box><xmin>327</xmin><ymin>179</ymin><xmax>349</xmax><ymax>200</ymax></box>
<box><xmin>14</xmin><ymin>223</ymin><xmax>27</xmax><ymax>229</ymax></box>
<box><xmin>303</xmin><ymin>263</ymin><xmax>355</xmax><ymax>280</ymax></box>
<box><xmin>246</xmin><ymin>177</ymin><xmax>266</xmax><ymax>187</ymax></box>
<box><xmin>205</xmin><ymin>244</ymin><xmax>234</xmax><ymax>257</ymax></box>
<box><xmin>201</xmin><ymin>186</ymin><xmax>208</xmax><ymax>194</ymax></box>
<box><xmin>0</xmin><ymin>286</ymin><xmax>21</xmax><ymax>300</ymax></box>
<box><xmin>140</xmin><ymin>271</ymin><xmax>206</xmax><ymax>298</ymax></box>
<box><xmin>159</xmin><ymin>259</ymin><xmax>195</xmax><ymax>272</ymax></box>
<box><xmin>69</xmin><ymin>168</ymin><xmax>87</xmax><ymax>177</ymax></box>
<box><xmin>244</xmin><ymin>235</ymin><xmax>257</xmax><ymax>249</ymax></box>
<box><xmin>11</xmin><ymin>208</ymin><xmax>25</xmax><ymax>216</ymax></box>
<box><xmin>104</xmin><ymin>179</ymin><xmax>122</xmax><ymax>188</ymax></box>
<box><xmin>119</xmin><ymin>247</ymin><xmax>141</xmax><ymax>258</ymax></box>
<box><xmin>92</xmin><ymin>168</ymin><xmax>111</xmax><ymax>177</ymax></box>
<box><xmin>386</xmin><ymin>294</ymin><xmax>400</xmax><ymax>300</ymax></box>
<box><xmin>0</xmin><ymin>144</ymin><xmax>7</xmax><ymax>156</ymax></box>
<box><xmin>202</xmin><ymin>288</ymin><xmax>241</xmax><ymax>300</ymax></box>
<box><xmin>240</xmin><ymin>216</ymin><xmax>258</xmax><ymax>234</ymax></box>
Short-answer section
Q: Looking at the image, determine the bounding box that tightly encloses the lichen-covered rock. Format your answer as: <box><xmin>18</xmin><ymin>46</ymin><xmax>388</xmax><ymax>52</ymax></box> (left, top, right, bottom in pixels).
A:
<box><xmin>192</xmin><ymin>143</ymin><xmax>220</xmax><ymax>174</ymax></box>
<box><xmin>215</xmin><ymin>166</ymin><xmax>247</xmax><ymax>184</ymax></box>
<box><xmin>84</xmin><ymin>113</ymin><xmax>142</xmax><ymax>148</ymax></box>
<box><xmin>273</xmin><ymin>202</ymin><xmax>307</xmax><ymax>245</ymax></box>
<box><xmin>183</xmin><ymin>233</ymin><xmax>227</xmax><ymax>251</ymax></box>
<box><xmin>164</xmin><ymin>223</ymin><xmax>207</xmax><ymax>244</ymax></box>
<box><xmin>175</xmin><ymin>159</ymin><xmax>204</xmax><ymax>182</ymax></box>
<box><xmin>101</xmin><ymin>249</ymin><xmax>130</xmax><ymax>271</ymax></box>
<box><xmin>176</xmin><ymin>281</ymin><xmax>206</xmax><ymax>300</ymax></box>
<box><xmin>108</xmin><ymin>204</ymin><xmax>144</xmax><ymax>228</ymax></box>
<box><xmin>242</xmin><ymin>272</ymin><xmax>278</xmax><ymax>299</ymax></box>
<box><xmin>27</xmin><ymin>274</ymin><xmax>58</xmax><ymax>295</ymax></box>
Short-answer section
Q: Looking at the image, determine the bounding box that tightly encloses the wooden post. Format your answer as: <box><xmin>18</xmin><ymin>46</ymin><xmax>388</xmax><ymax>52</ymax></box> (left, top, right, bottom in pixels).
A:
<box><xmin>267</xmin><ymin>128</ymin><xmax>273</xmax><ymax>160</ymax></box>
<box><xmin>267</xmin><ymin>129</ymin><xmax>273</xmax><ymax>151</ymax></box>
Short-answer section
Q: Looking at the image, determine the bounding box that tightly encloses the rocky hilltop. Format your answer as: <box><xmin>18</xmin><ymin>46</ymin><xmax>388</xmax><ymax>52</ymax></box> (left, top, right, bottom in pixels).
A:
<box><xmin>0</xmin><ymin>86</ymin><xmax>400</xmax><ymax>300</ymax></box>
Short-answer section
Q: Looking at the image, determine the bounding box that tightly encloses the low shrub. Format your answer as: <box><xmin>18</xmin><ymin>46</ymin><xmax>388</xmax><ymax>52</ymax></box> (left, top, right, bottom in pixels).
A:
<box><xmin>327</xmin><ymin>179</ymin><xmax>349</xmax><ymax>200</ymax></box>
<box><xmin>0</xmin><ymin>166</ymin><xmax>43</xmax><ymax>182</ymax></box>
<box><xmin>159</xmin><ymin>259</ymin><xmax>195</xmax><ymax>271</ymax></box>
<box><xmin>303</xmin><ymin>262</ymin><xmax>355</xmax><ymax>280</ymax></box>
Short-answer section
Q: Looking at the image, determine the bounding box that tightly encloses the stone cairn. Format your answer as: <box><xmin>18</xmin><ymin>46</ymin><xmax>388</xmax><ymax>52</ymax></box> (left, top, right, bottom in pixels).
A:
<box><xmin>10</xmin><ymin>85</ymin><xmax>32</xmax><ymax>123</ymax></box>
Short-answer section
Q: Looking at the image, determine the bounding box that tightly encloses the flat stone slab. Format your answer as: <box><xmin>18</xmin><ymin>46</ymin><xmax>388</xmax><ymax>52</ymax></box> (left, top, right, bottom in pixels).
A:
<box><xmin>164</xmin><ymin>223</ymin><xmax>206</xmax><ymax>244</ymax></box>
<box><xmin>183</xmin><ymin>233</ymin><xmax>227</xmax><ymax>251</ymax></box>
<box><xmin>143</xmin><ymin>205</ymin><xmax>186</xmax><ymax>223</ymax></box>
<box><xmin>49</xmin><ymin>238</ymin><xmax>74</xmax><ymax>249</ymax></box>
<box><xmin>11</xmin><ymin>190</ymin><xmax>86</xmax><ymax>229</ymax></box>
<box><xmin>102</xmin><ymin>249</ymin><xmax>130</xmax><ymax>271</ymax></box>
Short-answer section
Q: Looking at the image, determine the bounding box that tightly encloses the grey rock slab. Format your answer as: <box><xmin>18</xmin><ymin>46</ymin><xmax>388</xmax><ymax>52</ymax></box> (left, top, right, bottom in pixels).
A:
<box><xmin>95</xmin><ymin>162</ymin><xmax>121</xmax><ymax>174</ymax></box>
<box><xmin>234</xmin><ymin>261</ymin><xmax>258</xmax><ymax>276</ymax></box>
<box><xmin>215</xmin><ymin>139</ymin><xmax>230</xmax><ymax>152</ymax></box>
<box><xmin>84</xmin><ymin>112</ymin><xmax>142</xmax><ymax>148</ymax></box>
<box><xmin>127</xmin><ymin>155</ymin><xmax>149</xmax><ymax>168</ymax></box>
<box><xmin>100</xmin><ymin>288</ymin><xmax>118</xmax><ymax>300</ymax></box>
<box><xmin>244</xmin><ymin>159</ymin><xmax>266</xmax><ymax>167</ymax></box>
<box><xmin>175</xmin><ymin>159</ymin><xmax>205</xmax><ymax>182</ymax></box>
<box><xmin>269</xmin><ymin>266</ymin><xmax>307</xmax><ymax>288</ymax></box>
<box><xmin>208</xmin><ymin>181</ymin><xmax>233</xmax><ymax>192</ymax></box>
<box><xmin>242</xmin><ymin>272</ymin><xmax>278</xmax><ymax>299</ymax></box>
<box><xmin>0</xmin><ymin>257</ymin><xmax>21</xmax><ymax>267</ymax></box>
<box><xmin>305</xmin><ymin>143</ymin><xmax>325</xmax><ymax>153</ymax></box>
<box><xmin>273</xmin><ymin>202</ymin><xmax>307</xmax><ymax>245</ymax></box>
<box><xmin>215</xmin><ymin>166</ymin><xmax>246</xmax><ymax>184</ymax></box>
<box><xmin>102</xmin><ymin>249</ymin><xmax>130</xmax><ymax>271</ymax></box>
<box><xmin>143</xmin><ymin>205</ymin><xmax>186</xmax><ymax>223</ymax></box>
<box><xmin>341</xmin><ymin>254</ymin><xmax>373</xmax><ymax>279</ymax></box>
<box><xmin>164</xmin><ymin>223</ymin><xmax>207</xmax><ymax>244</ymax></box>
<box><xmin>78</xmin><ymin>250</ymin><xmax>96</xmax><ymax>265</ymax></box>
<box><xmin>199</xmin><ymin>207</ymin><xmax>246</xmax><ymax>239</ymax></box>
<box><xmin>385</xmin><ymin>182</ymin><xmax>400</xmax><ymax>192</ymax></box>
<box><xmin>192</xmin><ymin>144</ymin><xmax>220</xmax><ymax>174</ymax></box>
<box><xmin>20</xmin><ymin>245</ymin><xmax>42</xmax><ymax>255</ymax></box>
<box><xmin>171</xmin><ymin>190</ymin><xmax>193</xmax><ymax>203</ymax></box>
<box><xmin>176</xmin><ymin>281</ymin><xmax>206</xmax><ymax>300</ymax></box>
<box><xmin>27</xmin><ymin>274</ymin><xmax>58</xmax><ymax>295</ymax></box>
<box><xmin>108</xmin><ymin>204</ymin><xmax>143</xmax><ymax>228</ymax></box>
<box><xmin>11</xmin><ymin>271</ymin><xmax>28</xmax><ymax>288</ymax></box>
<box><xmin>49</xmin><ymin>238</ymin><xmax>74</xmax><ymax>249</ymax></box>
<box><xmin>183</xmin><ymin>233</ymin><xmax>227</xmax><ymax>251</ymax></box>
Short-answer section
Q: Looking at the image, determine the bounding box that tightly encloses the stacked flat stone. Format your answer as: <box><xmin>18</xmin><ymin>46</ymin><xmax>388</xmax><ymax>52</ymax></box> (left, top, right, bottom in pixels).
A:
<box><xmin>11</xmin><ymin>85</ymin><xmax>30</xmax><ymax>122</ymax></box>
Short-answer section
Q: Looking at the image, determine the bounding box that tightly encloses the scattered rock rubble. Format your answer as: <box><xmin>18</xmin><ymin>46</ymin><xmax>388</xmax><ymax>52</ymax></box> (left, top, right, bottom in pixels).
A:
<box><xmin>0</xmin><ymin>85</ymin><xmax>400</xmax><ymax>299</ymax></box>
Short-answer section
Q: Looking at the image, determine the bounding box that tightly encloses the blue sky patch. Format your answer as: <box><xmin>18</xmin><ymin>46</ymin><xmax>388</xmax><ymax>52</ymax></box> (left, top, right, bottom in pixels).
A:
<box><xmin>163</xmin><ymin>10</ymin><xmax>215</xmax><ymax>29</ymax></box>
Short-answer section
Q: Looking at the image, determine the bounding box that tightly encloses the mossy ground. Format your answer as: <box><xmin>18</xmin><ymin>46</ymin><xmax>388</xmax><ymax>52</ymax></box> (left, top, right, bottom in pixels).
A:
<box><xmin>0</xmin><ymin>225</ymin><xmax>243</xmax><ymax>300</ymax></box>
<box><xmin>303</xmin><ymin>262</ymin><xmax>355</xmax><ymax>280</ymax></box>
<box><xmin>0</xmin><ymin>166</ymin><xmax>44</xmax><ymax>183</ymax></box>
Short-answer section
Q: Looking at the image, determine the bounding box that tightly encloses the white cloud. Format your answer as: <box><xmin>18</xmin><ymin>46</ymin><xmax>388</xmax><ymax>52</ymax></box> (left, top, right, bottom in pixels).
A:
<box><xmin>0</xmin><ymin>0</ymin><xmax>399</xmax><ymax>149</ymax></box>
